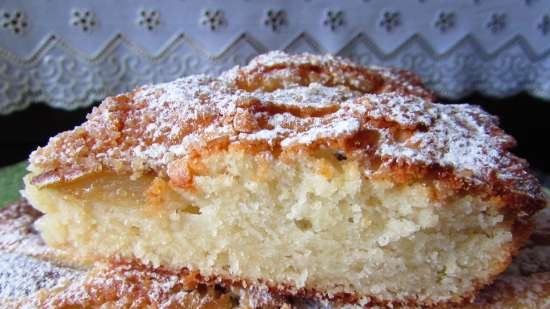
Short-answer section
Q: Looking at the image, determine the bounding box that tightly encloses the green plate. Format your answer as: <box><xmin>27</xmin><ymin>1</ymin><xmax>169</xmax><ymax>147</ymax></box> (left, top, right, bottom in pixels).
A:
<box><xmin>0</xmin><ymin>161</ymin><xmax>27</xmax><ymax>208</ymax></box>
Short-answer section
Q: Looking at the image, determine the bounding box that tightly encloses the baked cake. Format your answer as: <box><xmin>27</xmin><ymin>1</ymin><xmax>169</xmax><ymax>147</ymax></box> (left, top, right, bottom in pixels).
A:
<box><xmin>22</xmin><ymin>52</ymin><xmax>546</xmax><ymax>308</ymax></box>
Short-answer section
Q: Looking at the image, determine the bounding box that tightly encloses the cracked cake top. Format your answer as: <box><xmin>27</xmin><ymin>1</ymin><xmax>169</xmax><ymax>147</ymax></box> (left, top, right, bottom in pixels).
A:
<box><xmin>28</xmin><ymin>51</ymin><xmax>545</xmax><ymax>214</ymax></box>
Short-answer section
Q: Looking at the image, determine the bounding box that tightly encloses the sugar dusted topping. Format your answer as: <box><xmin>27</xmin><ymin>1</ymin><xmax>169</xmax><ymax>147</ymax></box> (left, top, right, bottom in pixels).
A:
<box><xmin>249</xmin><ymin>51</ymin><xmax>343</xmax><ymax>66</ymax></box>
<box><xmin>0</xmin><ymin>253</ymin><xmax>81</xmax><ymax>302</ymax></box>
<box><xmin>0</xmin><ymin>199</ymin><xmax>51</xmax><ymax>258</ymax></box>
<box><xmin>221</xmin><ymin>51</ymin><xmax>434</xmax><ymax>100</ymax></box>
<box><xmin>0</xmin><ymin>202</ymin><xmax>83</xmax><ymax>305</ymax></box>
<box><xmin>254</xmin><ymin>82</ymin><xmax>357</xmax><ymax>109</ymax></box>
<box><xmin>29</xmin><ymin>52</ymin><xmax>544</xmax><ymax>212</ymax></box>
<box><xmin>368</xmin><ymin>94</ymin><xmax>526</xmax><ymax>190</ymax></box>
<box><xmin>34</xmin><ymin>261</ymin><xmax>204</xmax><ymax>308</ymax></box>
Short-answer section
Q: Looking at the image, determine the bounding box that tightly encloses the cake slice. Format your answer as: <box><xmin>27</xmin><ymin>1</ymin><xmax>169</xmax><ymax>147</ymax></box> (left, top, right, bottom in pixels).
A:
<box><xmin>22</xmin><ymin>52</ymin><xmax>545</xmax><ymax>308</ymax></box>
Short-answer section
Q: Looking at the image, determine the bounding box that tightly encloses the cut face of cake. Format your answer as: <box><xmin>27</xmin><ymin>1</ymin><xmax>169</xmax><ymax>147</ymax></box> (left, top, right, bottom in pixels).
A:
<box><xmin>2</xmin><ymin>199</ymin><xmax>549</xmax><ymax>309</ymax></box>
<box><xmin>23</xmin><ymin>52</ymin><xmax>545</xmax><ymax>308</ymax></box>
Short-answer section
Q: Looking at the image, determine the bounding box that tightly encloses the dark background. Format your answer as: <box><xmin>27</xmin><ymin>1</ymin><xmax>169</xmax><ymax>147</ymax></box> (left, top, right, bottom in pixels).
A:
<box><xmin>1</xmin><ymin>94</ymin><xmax>549</xmax><ymax>178</ymax></box>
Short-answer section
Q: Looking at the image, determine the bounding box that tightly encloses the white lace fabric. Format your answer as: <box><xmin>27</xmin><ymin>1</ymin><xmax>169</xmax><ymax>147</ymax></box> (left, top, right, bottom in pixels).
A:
<box><xmin>1</xmin><ymin>0</ymin><xmax>549</xmax><ymax>114</ymax></box>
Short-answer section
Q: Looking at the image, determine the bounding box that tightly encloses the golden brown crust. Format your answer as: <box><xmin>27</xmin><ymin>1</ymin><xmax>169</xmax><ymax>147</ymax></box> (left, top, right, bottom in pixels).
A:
<box><xmin>28</xmin><ymin>53</ymin><xmax>545</xmax><ymax>216</ymax></box>
<box><xmin>31</xmin><ymin>261</ymin><xmax>234</xmax><ymax>309</ymax></box>
<box><xmin>17</xmin><ymin>260</ymin><xmax>550</xmax><ymax>309</ymax></box>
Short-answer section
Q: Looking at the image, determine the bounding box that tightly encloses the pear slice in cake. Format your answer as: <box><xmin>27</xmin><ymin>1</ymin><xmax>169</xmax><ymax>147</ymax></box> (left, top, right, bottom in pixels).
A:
<box><xmin>23</xmin><ymin>52</ymin><xmax>545</xmax><ymax>308</ymax></box>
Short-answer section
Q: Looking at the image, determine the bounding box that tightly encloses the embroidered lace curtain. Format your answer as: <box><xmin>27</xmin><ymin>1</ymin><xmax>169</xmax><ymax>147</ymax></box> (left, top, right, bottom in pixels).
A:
<box><xmin>1</xmin><ymin>0</ymin><xmax>549</xmax><ymax>114</ymax></box>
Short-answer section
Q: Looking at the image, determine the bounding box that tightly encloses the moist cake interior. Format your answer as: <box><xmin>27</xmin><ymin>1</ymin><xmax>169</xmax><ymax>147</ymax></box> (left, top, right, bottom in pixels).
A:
<box><xmin>25</xmin><ymin>149</ymin><xmax>517</xmax><ymax>304</ymax></box>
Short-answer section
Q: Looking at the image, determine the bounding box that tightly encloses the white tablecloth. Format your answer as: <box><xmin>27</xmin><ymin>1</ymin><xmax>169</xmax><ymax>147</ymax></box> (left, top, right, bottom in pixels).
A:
<box><xmin>1</xmin><ymin>0</ymin><xmax>550</xmax><ymax>114</ymax></box>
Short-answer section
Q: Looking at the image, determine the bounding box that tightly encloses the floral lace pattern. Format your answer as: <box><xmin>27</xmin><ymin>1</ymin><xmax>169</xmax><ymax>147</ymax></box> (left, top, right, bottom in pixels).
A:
<box><xmin>0</xmin><ymin>0</ymin><xmax>549</xmax><ymax>114</ymax></box>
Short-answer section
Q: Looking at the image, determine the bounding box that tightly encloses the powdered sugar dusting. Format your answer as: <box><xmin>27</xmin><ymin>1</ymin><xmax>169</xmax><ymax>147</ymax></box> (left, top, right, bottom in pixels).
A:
<box><xmin>28</xmin><ymin>52</ymin><xmax>543</xmax><ymax>209</ymax></box>
<box><xmin>0</xmin><ymin>200</ymin><xmax>51</xmax><ymax>258</ymax></box>
<box><xmin>362</xmin><ymin>94</ymin><xmax>433</xmax><ymax>129</ymax></box>
<box><xmin>35</xmin><ymin>262</ymin><xmax>194</xmax><ymax>308</ymax></box>
<box><xmin>0</xmin><ymin>253</ymin><xmax>80</xmax><ymax>302</ymax></box>
<box><xmin>0</xmin><ymin>202</ymin><xmax>82</xmax><ymax>304</ymax></box>
<box><xmin>255</xmin><ymin>82</ymin><xmax>356</xmax><ymax>109</ymax></box>
<box><xmin>281</xmin><ymin>118</ymin><xmax>360</xmax><ymax>147</ymax></box>
<box><xmin>246</xmin><ymin>51</ymin><xmax>350</xmax><ymax>67</ymax></box>
<box><xmin>372</xmin><ymin>94</ymin><xmax>516</xmax><ymax>187</ymax></box>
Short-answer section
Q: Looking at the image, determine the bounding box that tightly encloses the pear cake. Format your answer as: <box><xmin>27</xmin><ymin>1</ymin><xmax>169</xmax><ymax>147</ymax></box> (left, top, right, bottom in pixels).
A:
<box><xmin>22</xmin><ymin>52</ymin><xmax>545</xmax><ymax>308</ymax></box>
